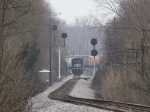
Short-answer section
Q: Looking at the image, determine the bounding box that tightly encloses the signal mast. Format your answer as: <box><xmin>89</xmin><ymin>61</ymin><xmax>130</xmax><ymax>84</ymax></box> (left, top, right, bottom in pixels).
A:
<box><xmin>90</xmin><ymin>38</ymin><xmax>98</xmax><ymax>78</ymax></box>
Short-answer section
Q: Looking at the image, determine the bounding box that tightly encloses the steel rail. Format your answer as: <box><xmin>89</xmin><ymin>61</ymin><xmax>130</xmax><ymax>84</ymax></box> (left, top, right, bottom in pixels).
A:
<box><xmin>49</xmin><ymin>78</ymin><xmax>150</xmax><ymax>112</ymax></box>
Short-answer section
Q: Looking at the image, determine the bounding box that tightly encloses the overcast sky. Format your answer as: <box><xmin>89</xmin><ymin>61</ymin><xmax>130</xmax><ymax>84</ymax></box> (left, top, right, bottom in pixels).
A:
<box><xmin>47</xmin><ymin>0</ymin><xmax>116</xmax><ymax>24</ymax></box>
<box><xmin>48</xmin><ymin>0</ymin><xmax>96</xmax><ymax>24</ymax></box>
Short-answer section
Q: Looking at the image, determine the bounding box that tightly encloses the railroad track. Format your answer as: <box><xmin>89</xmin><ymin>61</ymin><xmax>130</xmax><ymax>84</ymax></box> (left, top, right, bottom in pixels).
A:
<box><xmin>48</xmin><ymin>78</ymin><xmax>150</xmax><ymax>112</ymax></box>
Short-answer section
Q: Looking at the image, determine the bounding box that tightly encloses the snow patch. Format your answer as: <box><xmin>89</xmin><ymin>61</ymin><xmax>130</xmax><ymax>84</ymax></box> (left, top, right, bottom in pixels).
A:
<box><xmin>29</xmin><ymin>75</ymin><xmax>111</xmax><ymax>112</ymax></box>
<box><xmin>69</xmin><ymin>79</ymin><xmax>95</xmax><ymax>99</ymax></box>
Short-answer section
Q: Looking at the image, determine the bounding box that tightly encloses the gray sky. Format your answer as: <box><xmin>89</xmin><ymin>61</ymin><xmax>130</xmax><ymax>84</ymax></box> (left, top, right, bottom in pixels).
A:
<box><xmin>47</xmin><ymin>0</ymin><xmax>116</xmax><ymax>24</ymax></box>
<box><xmin>48</xmin><ymin>0</ymin><xmax>96</xmax><ymax>24</ymax></box>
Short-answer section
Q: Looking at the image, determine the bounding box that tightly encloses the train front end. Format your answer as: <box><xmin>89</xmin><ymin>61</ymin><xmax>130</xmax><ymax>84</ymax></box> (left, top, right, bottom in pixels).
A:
<box><xmin>71</xmin><ymin>58</ymin><xmax>83</xmax><ymax>75</ymax></box>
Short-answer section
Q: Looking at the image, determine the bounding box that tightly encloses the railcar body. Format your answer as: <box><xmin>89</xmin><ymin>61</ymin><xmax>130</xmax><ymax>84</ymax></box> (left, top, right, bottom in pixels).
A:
<box><xmin>71</xmin><ymin>58</ymin><xmax>83</xmax><ymax>75</ymax></box>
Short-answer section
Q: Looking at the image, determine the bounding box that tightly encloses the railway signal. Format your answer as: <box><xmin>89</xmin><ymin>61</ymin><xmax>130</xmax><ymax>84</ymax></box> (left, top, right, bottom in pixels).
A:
<box><xmin>91</xmin><ymin>38</ymin><xmax>97</xmax><ymax>46</ymax></box>
<box><xmin>52</xmin><ymin>25</ymin><xmax>57</xmax><ymax>31</ymax></box>
<box><xmin>62</xmin><ymin>33</ymin><xmax>67</xmax><ymax>39</ymax></box>
<box><xmin>61</xmin><ymin>33</ymin><xmax>67</xmax><ymax>46</ymax></box>
<box><xmin>52</xmin><ymin>25</ymin><xmax>68</xmax><ymax>81</ymax></box>
<box><xmin>90</xmin><ymin>38</ymin><xmax>98</xmax><ymax>78</ymax></box>
<box><xmin>91</xmin><ymin>49</ymin><xmax>98</xmax><ymax>56</ymax></box>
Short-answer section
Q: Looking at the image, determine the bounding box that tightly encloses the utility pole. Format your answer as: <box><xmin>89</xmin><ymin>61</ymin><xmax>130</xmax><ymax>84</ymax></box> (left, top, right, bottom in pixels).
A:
<box><xmin>141</xmin><ymin>29</ymin><xmax>146</xmax><ymax>75</ymax></box>
<box><xmin>49</xmin><ymin>19</ymin><xmax>52</xmax><ymax>85</ymax></box>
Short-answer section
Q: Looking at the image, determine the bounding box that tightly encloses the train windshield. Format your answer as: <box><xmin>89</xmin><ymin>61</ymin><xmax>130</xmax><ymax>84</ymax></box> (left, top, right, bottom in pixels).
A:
<box><xmin>74</xmin><ymin>63</ymin><xmax>82</xmax><ymax>67</ymax></box>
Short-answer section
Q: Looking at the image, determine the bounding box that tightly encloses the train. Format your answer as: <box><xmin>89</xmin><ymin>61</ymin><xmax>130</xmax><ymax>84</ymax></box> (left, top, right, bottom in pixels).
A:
<box><xmin>66</xmin><ymin>55</ymin><xmax>101</xmax><ymax>68</ymax></box>
<box><xmin>71</xmin><ymin>58</ymin><xmax>83</xmax><ymax>75</ymax></box>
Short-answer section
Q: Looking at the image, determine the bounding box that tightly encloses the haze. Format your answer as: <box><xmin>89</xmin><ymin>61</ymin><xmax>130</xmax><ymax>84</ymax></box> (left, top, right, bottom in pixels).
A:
<box><xmin>48</xmin><ymin>0</ymin><xmax>96</xmax><ymax>24</ymax></box>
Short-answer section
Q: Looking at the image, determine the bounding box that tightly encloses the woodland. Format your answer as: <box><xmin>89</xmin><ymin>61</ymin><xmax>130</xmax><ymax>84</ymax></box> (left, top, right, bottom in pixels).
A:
<box><xmin>93</xmin><ymin>0</ymin><xmax>150</xmax><ymax>105</ymax></box>
<box><xmin>1</xmin><ymin>0</ymin><xmax>150</xmax><ymax>111</ymax></box>
<box><xmin>0</xmin><ymin>0</ymin><xmax>68</xmax><ymax>111</ymax></box>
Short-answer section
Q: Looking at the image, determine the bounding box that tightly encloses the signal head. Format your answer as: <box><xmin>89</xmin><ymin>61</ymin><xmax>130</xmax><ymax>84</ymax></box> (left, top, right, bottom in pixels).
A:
<box><xmin>52</xmin><ymin>25</ymin><xmax>57</xmax><ymax>31</ymax></box>
<box><xmin>91</xmin><ymin>49</ymin><xmax>98</xmax><ymax>56</ymax></box>
<box><xmin>62</xmin><ymin>33</ymin><xmax>67</xmax><ymax>39</ymax></box>
<box><xmin>91</xmin><ymin>38</ymin><xmax>97</xmax><ymax>45</ymax></box>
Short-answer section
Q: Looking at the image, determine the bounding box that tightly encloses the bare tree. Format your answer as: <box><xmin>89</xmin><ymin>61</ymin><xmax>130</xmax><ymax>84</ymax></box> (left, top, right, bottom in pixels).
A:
<box><xmin>0</xmin><ymin>0</ymin><xmax>66</xmax><ymax>111</ymax></box>
<box><xmin>93</xmin><ymin>0</ymin><xmax>150</xmax><ymax>105</ymax></box>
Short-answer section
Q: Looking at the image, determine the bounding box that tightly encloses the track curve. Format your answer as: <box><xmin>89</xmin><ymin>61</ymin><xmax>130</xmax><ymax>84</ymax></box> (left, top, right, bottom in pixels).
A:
<box><xmin>49</xmin><ymin>78</ymin><xmax>150</xmax><ymax>112</ymax></box>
